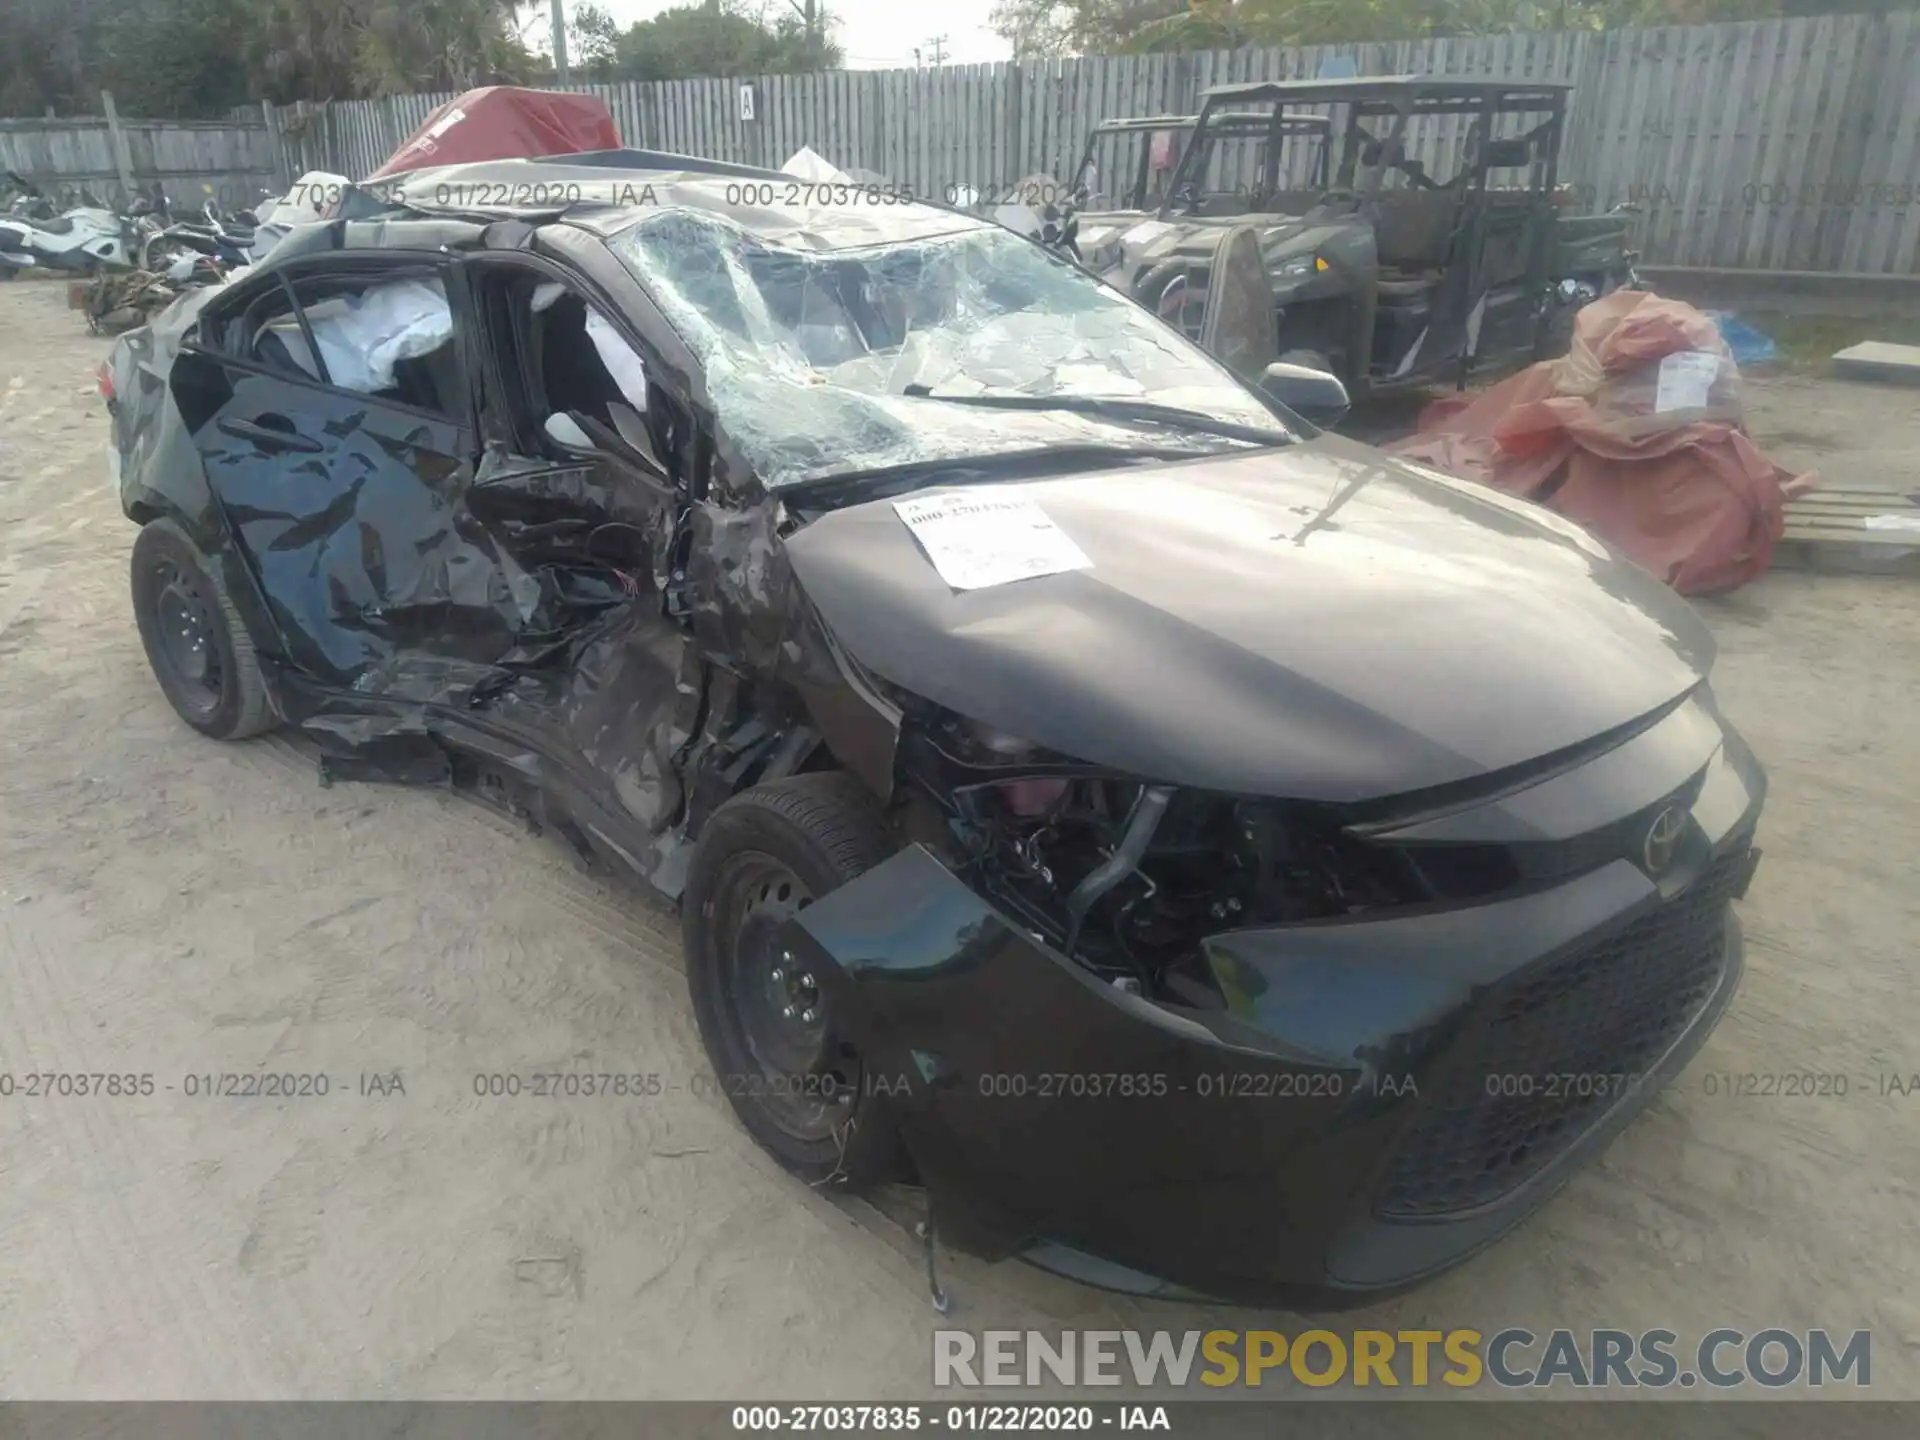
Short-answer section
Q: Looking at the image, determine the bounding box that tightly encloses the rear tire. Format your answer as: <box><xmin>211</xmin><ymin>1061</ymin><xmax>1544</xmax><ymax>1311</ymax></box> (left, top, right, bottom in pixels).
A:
<box><xmin>130</xmin><ymin>518</ymin><xmax>275</xmax><ymax>740</ymax></box>
<box><xmin>682</xmin><ymin>773</ymin><xmax>906</xmax><ymax>1187</ymax></box>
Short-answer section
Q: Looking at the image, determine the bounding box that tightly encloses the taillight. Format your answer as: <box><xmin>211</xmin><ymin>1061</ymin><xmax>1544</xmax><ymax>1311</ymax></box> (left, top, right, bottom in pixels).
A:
<box><xmin>96</xmin><ymin>362</ymin><xmax>115</xmax><ymax>403</ymax></box>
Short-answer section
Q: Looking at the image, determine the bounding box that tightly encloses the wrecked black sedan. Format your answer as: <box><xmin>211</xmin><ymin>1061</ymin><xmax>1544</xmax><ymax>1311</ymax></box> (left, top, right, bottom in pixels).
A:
<box><xmin>106</xmin><ymin>152</ymin><xmax>1764</xmax><ymax>1306</ymax></box>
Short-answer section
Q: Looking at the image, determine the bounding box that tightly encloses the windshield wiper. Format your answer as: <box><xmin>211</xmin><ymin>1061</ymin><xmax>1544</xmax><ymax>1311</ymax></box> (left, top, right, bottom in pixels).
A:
<box><xmin>779</xmin><ymin>443</ymin><xmax>1203</xmax><ymax>506</ymax></box>
<box><xmin>901</xmin><ymin>389</ymin><xmax>1294</xmax><ymax>446</ymax></box>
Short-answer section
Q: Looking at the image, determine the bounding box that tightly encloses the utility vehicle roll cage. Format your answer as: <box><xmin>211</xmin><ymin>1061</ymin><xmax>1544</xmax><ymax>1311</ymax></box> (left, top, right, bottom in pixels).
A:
<box><xmin>1074</xmin><ymin>113</ymin><xmax>1332</xmax><ymax>212</ymax></box>
<box><xmin>1160</xmin><ymin>75</ymin><xmax>1570</xmax><ymax>216</ymax></box>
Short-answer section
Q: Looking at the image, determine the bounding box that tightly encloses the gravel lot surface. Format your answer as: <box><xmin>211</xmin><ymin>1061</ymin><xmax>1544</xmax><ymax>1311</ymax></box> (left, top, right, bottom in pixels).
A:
<box><xmin>1</xmin><ymin>278</ymin><xmax>1914</xmax><ymax>1405</ymax></box>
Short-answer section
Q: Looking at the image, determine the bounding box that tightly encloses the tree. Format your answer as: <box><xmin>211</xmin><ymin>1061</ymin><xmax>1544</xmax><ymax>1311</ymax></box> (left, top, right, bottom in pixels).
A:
<box><xmin>987</xmin><ymin>1</ymin><xmax>1185</xmax><ymax>58</ymax></box>
<box><xmin>989</xmin><ymin>0</ymin><xmax>1796</xmax><ymax>57</ymax></box>
<box><xmin>0</xmin><ymin>0</ymin><xmax>544</xmax><ymax>118</ymax></box>
<box><xmin>570</xmin><ymin>2</ymin><xmax>624</xmax><ymax>76</ymax></box>
<box><xmin>597</xmin><ymin>1</ymin><xmax>842</xmax><ymax>82</ymax></box>
<box><xmin>93</xmin><ymin>0</ymin><xmax>260</xmax><ymax>117</ymax></box>
<box><xmin>326</xmin><ymin>0</ymin><xmax>536</xmax><ymax>97</ymax></box>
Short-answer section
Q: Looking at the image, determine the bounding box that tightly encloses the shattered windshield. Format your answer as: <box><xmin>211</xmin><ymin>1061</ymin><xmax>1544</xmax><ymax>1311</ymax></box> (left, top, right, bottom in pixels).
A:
<box><xmin>609</xmin><ymin>209</ymin><xmax>1288</xmax><ymax>488</ymax></box>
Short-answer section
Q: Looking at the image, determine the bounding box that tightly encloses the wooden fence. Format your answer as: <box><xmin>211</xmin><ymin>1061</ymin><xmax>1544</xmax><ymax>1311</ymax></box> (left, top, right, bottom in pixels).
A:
<box><xmin>16</xmin><ymin>12</ymin><xmax>1909</xmax><ymax>275</ymax></box>
<box><xmin>0</xmin><ymin>114</ymin><xmax>280</xmax><ymax>211</ymax></box>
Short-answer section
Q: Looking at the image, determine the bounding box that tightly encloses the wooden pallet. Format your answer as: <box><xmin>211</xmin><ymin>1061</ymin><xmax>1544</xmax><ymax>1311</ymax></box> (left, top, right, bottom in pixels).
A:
<box><xmin>1831</xmin><ymin>342</ymin><xmax>1920</xmax><ymax>386</ymax></box>
<box><xmin>1775</xmin><ymin>486</ymin><xmax>1920</xmax><ymax>575</ymax></box>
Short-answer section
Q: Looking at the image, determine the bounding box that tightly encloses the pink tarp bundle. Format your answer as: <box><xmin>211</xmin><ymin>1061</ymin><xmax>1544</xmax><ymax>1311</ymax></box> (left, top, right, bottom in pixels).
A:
<box><xmin>1388</xmin><ymin>291</ymin><xmax>1815</xmax><ymax>594</ymax></box>
<box><xmin>365</xmin><ymin>87</ymin><xmax>621</xmax><ymax>181</ymax></box>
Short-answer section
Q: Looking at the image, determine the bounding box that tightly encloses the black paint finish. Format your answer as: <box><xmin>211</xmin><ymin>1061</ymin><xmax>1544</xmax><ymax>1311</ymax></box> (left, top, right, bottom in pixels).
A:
<box><xmin>106</xmin><ymin>175</ymin><xmax>1766</xmax><ymax>1304</ymax></box>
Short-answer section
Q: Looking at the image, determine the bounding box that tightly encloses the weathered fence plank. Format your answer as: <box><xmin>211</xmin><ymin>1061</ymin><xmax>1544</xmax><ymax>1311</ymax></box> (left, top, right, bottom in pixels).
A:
<box><xmin>0</xmin><ymin>116</ymin><xmax>279</xmax><ymax>208</ymax></box>
<box><xmin>9</xmin><ymin>16</ymin><xmax>1912</xmax><ymax>274</ymax></box>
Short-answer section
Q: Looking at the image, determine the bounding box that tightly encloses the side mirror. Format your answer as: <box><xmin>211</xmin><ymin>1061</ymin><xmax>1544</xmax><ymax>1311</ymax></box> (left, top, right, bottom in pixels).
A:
<box><xmin>1260</xmin><ymin>361</ymin><xmax>1349</xmax><ymax>428</ymax></box>
<box><xmin>1040</xmin><ymin>210</ymin><xmax>1080</xmax><ymax>258</ymax></box>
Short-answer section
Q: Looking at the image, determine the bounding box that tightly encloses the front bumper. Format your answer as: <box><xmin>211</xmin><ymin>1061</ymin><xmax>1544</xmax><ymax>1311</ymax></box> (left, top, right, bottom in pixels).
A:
<box><xmin>781</xmin><ymin>719</ymin><xmax>1764</xmax><ymax>1306</ymax></box>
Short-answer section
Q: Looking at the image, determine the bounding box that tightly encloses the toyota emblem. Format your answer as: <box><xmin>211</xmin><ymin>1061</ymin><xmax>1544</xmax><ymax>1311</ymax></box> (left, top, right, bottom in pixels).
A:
<box><xmin>1642</xmin><ymin>806</ymin><xmax>1687</xmax><ymax>874</ymax></box>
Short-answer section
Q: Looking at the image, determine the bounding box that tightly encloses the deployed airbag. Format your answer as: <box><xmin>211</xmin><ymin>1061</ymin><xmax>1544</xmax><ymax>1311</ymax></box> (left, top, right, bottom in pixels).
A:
<box><xmin>270</xmin><ymin>277</ymin><xmax>453</xmax><ymax>394</ymax></box>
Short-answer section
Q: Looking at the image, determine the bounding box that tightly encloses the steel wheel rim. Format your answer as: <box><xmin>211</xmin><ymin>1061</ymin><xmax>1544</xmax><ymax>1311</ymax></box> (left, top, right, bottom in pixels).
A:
<box><xmin>152</xmin><ymin>560</ymin><xmax>222</xmax><ymax>712</ymax></box>
<box><xmin>714</xmin><ymin>851</ymin><xmax>859</xmax><ymax>1143</ymax></box>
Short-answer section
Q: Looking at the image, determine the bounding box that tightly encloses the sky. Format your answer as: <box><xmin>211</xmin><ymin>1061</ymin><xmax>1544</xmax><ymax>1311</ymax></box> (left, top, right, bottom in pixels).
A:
<box><xmin>579</xmin><ymin>0</ymin><xmax>1015</xmax><ymax>69</ymax></box>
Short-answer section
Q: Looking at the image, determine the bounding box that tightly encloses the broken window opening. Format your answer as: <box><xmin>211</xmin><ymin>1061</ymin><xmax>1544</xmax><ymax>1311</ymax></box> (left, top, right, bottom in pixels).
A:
<box><xmin>480</xmin><ymin>269</ymin><xmax>670</xmax><ymax>479</ymax></box>
<box><xmin>233</xmin><ymin>268</ymin><xmax>463</xmax><ymax>419</ymax></box>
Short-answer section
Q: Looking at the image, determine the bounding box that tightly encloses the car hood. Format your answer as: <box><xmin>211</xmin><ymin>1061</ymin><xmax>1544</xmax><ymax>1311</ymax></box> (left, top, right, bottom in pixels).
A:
<box><xmin>782</xmin><ymin>435</ymin><xmax>1715</xmax><ymax>804</ymax></box>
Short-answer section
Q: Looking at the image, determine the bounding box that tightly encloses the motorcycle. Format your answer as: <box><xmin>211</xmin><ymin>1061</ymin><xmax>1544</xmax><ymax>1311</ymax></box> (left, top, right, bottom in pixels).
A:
<box><xmin>2</xmin><ymin>172</ymin><xmax>48</xmax><ymax>274</ymax></box>
<box><xmin>4</xmin><ymin>171</ymin><xmax>57</xmax><ymax>221</ymax></box>
<box><xmin>139</xmin><ymin>198</ymin><xmax>257</xmax><ymax>273</ymax></box>
<box><xmin>0</xmin><ymin>171</ymin><xmax>146</xmax><ymax>274</ymax></box>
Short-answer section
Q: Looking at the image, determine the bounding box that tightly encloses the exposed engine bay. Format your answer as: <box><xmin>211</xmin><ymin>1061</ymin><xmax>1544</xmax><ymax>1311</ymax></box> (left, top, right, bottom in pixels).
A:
<box><xmin>897</xmin><ymin>707</ymin><xmax>1419</xmax><ymax>1004</ymax></box>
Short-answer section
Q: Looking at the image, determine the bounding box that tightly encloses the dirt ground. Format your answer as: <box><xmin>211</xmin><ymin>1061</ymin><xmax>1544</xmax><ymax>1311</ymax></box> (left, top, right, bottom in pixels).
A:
<box><xmin>1743</xmin><ymin>368</ymin><xmax>1920</xmax><ymax>497</ymax></box>
<box><xmin>1</xmin><ymin>276</ymin><xmax>1917</xmax><ymax>1403</ymax></box>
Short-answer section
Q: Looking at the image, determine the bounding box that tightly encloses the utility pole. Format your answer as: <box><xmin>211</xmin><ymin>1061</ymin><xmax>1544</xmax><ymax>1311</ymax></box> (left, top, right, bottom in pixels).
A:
<box><xmin>550</xmin><ymin>0</ymin><xmax>570</xmax><ymax>84</ymax></box>
<box><xmin>919</xmin><ymin>34</ymin><xmax>949</xmax><ymax>66</ymax></box>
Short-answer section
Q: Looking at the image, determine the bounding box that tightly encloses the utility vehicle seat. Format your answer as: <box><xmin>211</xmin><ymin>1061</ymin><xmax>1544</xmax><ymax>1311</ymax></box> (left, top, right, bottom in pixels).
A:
<box><xmin>1372</xmin><ymin>190</ymin><xmax>1460</xmax><ymax>271</ymax></box>
<box><xmin>1375</xmin><ymin>274</ymin><xmax>1440</xmax><ymax>302</ymax></box>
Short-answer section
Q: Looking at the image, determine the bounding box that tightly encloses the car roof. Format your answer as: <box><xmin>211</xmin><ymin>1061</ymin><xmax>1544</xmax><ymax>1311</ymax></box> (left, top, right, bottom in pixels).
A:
<box><xmin>336</xmin><ymin>151</ymin><xmax>992</xmax><ymax>252</ymax></box>
<box><xmin>1201</xmin><ymin>74</ymin><xmax>1574</xmax><ymax>104</ymax></box>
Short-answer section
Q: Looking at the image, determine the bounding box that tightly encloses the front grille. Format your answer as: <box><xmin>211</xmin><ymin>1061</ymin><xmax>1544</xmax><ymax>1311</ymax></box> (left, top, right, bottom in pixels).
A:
<box><xmin>1377</xmin><ymin>846</ymin><xmax>1750</xmax><ymax>1218</ymax></box>
<box><xmin>1396</xmin><ymin>780</ymin><xmax>1709</xmax><ymax>901</ymax></box>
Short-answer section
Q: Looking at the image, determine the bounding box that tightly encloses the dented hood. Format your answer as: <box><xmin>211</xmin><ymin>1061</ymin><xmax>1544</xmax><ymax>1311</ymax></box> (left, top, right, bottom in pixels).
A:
<box><xmin>783</xmin><ymin>435</ymin><xmax>1715</xmax><ymax>803</ymax></box>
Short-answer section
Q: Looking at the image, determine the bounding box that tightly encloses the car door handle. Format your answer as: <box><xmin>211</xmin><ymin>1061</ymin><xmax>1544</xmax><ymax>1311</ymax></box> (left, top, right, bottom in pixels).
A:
<box><xmin>219</xmin><ymin>414</ymin><xmax>322</xmax><ymax>454</ymax></box>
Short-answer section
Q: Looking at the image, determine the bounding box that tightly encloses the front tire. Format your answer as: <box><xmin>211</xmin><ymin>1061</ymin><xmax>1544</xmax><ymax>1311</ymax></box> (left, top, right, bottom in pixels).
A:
<box><xmin>682</xmin><ymin>774</ymin><xmax>905</xmax><ymax>1186</ymax></box>
<box><xmin>130</xmin><ymin>518</ymin><xmax>274</xmax><ymax>740</ymax></box>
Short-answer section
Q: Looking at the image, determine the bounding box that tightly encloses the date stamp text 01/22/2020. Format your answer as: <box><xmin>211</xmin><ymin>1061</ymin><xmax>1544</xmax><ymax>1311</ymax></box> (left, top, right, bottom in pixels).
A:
<box><xmin>0</xmin><ymin>1071</ymin><xmax>405</xmax><ymax>1099</ymax></box>
<box><xmin>3</xmin><ymin>1068</ymin><xmax>1914</xmax><ymax>1103</ymax></box>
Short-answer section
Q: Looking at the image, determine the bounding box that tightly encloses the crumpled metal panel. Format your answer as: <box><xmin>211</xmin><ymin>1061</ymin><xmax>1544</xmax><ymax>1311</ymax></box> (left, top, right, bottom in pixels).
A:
<box><xmin>177</xmin><ymin>381</ymin><xmax>503</xmax><ymax>686</ymax></box>
<box><xmin>783</xmin><ymin>435</ymin><xmax>1715</xmax><ymax>803</ymax></box>
<box><xmin>144</xmin><ymin>296</ymin><xmax>729</xmax><ymax>881</ymax></box>
<box><xmin>780</xmin><ymin>828</ymin><xmax>1751</xmax><ymax>1302</ymax></box>
<box><xmin>682</xmin><ymin>499</ymin><xmax>791</xmax><ymax>673</ymax></box>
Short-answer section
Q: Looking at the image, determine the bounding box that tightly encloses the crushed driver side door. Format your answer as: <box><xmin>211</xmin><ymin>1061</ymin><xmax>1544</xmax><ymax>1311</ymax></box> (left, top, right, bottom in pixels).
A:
<box><xmin>451</xmin><ymin>248</ymin><xmax>708</xmax><ymax>880</ymax></box>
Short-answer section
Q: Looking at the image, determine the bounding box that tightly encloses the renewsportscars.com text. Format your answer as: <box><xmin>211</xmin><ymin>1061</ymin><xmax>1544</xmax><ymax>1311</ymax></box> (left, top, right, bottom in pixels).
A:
<box><xmin>932</xmin><ymin>1328</ymin><xmax>1871</xmax><ymax>1390</ymax></box>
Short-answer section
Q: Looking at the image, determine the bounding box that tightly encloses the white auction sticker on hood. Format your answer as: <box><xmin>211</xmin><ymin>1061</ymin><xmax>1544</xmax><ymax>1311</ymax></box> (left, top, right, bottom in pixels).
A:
<box><xmin>893</xmin><ymin>493</ymin><xmax>1093</xmax><ymax>591</ymax></box>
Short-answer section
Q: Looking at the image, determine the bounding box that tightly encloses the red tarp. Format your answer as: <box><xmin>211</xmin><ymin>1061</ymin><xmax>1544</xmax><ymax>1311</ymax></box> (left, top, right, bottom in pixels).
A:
<box><xmin>364</xmin><ymin>87</ymin><xmax>621</xmax><ymax>181</ymax></box>
<box><xmin>1387</xmin><ymin>291</ymin><xmax>1816</xmax><ymax>595</ymax></box>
